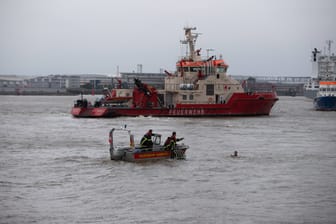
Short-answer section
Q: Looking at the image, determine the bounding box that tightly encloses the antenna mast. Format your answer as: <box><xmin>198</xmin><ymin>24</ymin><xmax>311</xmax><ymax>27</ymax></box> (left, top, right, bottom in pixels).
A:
<box><xmin>326</xmin><ymin>40</ymin><xmax>333</xmax><ymax>56</ymax></box>
<box><xmin>181</xmin><ymin>27</ymin><xmax>200</xmax><ymax>60</ymax></box>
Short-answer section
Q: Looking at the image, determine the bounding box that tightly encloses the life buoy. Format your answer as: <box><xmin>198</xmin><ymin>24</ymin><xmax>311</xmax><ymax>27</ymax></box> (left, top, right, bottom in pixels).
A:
<box><xmin>208</xmin><ymin>97</ymin><xmax>213</xmax><ymax>103</ymax></box>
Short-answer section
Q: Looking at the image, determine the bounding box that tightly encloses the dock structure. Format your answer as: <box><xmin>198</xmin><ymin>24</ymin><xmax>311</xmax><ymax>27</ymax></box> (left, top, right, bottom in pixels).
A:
<box><xmin>233</xmin><ymin>75</ymin><xmax>310</xmax><ymax>84</ymax></box>
<box><xmin>232</xmin><ymin>75</ymin><xmax>311</xmax><ymax>96</ymax></box>
<box><xmin>1</xmin><ymin>74</ymin><xmax>310</xmax><ymax>96</ymax></box>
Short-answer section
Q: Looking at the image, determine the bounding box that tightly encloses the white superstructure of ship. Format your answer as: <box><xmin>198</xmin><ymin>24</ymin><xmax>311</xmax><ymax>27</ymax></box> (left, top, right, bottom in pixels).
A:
<box><xmin>304</xmin><ymin>40</ymin><xmax>336</xmax><ymax>99</ymax></box>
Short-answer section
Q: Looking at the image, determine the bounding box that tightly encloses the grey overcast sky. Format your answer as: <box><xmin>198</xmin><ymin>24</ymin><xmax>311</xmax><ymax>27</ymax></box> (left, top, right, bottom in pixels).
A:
<box><xmin>0</xmin><ymin>0</ymin><xmax>335</xmax><ymax>76</ymax></box>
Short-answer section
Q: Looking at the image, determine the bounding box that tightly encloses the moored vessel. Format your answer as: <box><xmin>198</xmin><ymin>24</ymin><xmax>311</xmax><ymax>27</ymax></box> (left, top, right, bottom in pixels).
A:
<box><xmin>304</xmin><ymin>41</ymin><xmax>336</xmax><ymax>99</ymax></box>
<box><xmin>71</xmin><ymin>27</ymin><xmax>278</xmax><ymax>118</ymax></box>
<box><xmin>314</xmin><ymin>81</ymin><xmax>336</xmax><ymax>111</ymax></box>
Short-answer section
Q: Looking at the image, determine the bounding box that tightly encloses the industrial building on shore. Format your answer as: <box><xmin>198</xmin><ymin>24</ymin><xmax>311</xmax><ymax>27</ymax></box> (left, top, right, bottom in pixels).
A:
<box><xmin>0</xmin><ymin>73</ymin><xmax>165</xmax><ymax>95</ymax></box>
<box><xmin>0</xmin><ymin>73</ymin><xmax>309</xmax><ymax>96</ymax></box>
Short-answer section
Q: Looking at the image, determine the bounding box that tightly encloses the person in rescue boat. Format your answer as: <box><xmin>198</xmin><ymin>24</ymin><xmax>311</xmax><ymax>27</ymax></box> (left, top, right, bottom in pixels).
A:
<box><xmin>164</xmin><ymin>131</ymin><xmax>184</xmax><ymax>150</ymax></box>
<box><xmin>140</xmin><ymin>129</ymin><xmax>153</xmax><ymax>148</ymax></box>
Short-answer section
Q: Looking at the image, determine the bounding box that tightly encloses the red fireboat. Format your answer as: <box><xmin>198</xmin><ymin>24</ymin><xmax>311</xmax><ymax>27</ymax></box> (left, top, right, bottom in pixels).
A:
<box><xmin>71</xmin><ymin>27</ymin><xmax>278</xmax><ymax>118</ymax></box>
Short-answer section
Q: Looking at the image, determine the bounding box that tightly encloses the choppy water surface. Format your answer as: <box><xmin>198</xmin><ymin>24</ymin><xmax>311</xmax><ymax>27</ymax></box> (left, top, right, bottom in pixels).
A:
<box><xmin>0</xmin><ymin>96</ymin><xmax>335</xmax><ymax>223</ymax></box>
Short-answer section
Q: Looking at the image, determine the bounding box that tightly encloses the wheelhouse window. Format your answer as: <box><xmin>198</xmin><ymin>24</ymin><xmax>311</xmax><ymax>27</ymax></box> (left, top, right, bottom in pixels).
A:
<box><xmin>216</xmin><ymin>67</ymin><xmax>226</xmax><ymax>73</ymax></box>
<box><xmin>206</xmin><ymin>84</ymin><xmax>214</xmax><ymax>96</ymax></box>
<box><xmin>190</xmin><ymin>67</ymin><xmax>202</xmax><ymax>72</ymax></box>
<box><xmin>178</xmin><ymin>67</ymin><xmax>189</xmax><ymax>72</ymax></box>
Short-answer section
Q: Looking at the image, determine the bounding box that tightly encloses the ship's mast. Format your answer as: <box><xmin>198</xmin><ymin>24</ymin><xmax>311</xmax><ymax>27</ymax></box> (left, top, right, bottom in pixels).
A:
<box><xmin>311</xmin><ymin>48</ymin><xmax>320</xmax><ymax>78</ymax></box>
<box><xmin>181</xmin><ymin>27</ymin><xmax>200</xmax><ymax>61</ymax></box>
<box><xmin>326</xmin><ymin>40</ymin><xmax>333</xmax><ymax>56</ymax></box>
<box><xmin>325</xmin><ymin>40</ymin><xmax>334</xmax><ymax>80</ymax></box>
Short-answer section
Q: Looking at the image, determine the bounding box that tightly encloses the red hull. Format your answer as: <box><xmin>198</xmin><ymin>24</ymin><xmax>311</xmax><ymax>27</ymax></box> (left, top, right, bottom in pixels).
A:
<box><xmin>71</xmin><ymin>107</ymin><xmax>112</xmax><ymax>118</ymax></box>
<box><xmin>71</xmin><ymin>92</ymin><xmax>278</xmax><ymax>118</ymax></box>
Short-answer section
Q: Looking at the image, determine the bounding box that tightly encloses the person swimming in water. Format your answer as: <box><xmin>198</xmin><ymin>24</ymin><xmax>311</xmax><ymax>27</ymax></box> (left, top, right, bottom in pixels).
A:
<box><xmin>231</xmin><ymin>150</ymin><xmax>239</xmax><ymax>157</ymax></box>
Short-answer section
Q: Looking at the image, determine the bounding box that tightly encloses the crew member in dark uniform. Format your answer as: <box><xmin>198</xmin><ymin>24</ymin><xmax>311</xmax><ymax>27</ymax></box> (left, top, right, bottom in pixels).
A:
<box><xmin>164</xmin><ymin>131</ymin><xmax>183</xmax><ymax>150</ymax></box>
<box><xmin>140</xmin><ymin>129</ymin><xmax>153</xmax><ymax>148</ymax></box>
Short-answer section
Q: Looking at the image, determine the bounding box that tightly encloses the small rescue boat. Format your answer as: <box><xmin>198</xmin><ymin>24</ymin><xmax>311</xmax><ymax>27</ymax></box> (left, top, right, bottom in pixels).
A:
<box><xmin>108</xmin><ymin>128</ymin><xmax>189</xmax><ymax>162</ymax></box>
